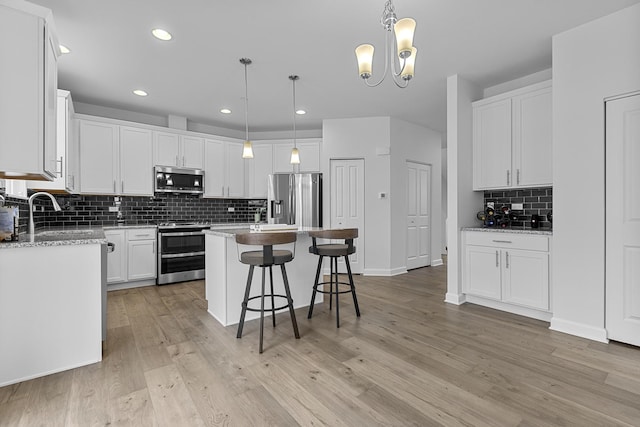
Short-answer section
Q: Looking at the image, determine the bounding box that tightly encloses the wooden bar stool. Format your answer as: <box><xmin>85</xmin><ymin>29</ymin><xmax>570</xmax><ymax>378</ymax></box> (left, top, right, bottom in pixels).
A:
<box><xmin>235</xmin><ymin>231</ymin><xmax>300</xmax><ymax>353</ymax></box>
<box><xmin>307</xmin><ymin>228</ymin><xmax>360</xmax><ymax>328</ymax></box>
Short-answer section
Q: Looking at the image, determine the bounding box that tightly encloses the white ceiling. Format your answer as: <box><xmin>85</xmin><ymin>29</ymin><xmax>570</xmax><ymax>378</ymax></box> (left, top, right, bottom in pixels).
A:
<box><xmin>31</xmin><ymin>0</ymin><xmax>640</xmax><ymax>135</ymax></box>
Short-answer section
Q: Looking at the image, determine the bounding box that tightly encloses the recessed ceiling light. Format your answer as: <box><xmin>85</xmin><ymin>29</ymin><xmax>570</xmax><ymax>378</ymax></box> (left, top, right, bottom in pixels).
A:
<box><xmin>220</xmin><ymin>108</ymin><xmax>232</xmax><ymax>114</ymax></box>
<box><xmin>296</xmin><ymin>109</ymin><xmax>306</xmax><ymax>115</ymax></box>
<box><xmin>59</xmin><ymin>44</ymin><xmax>71</xmax><ymax>54</ymax></box>
<box><xmin>133</xmin><ymin>89</ymin><xmax>148</xmax><ymax>97</ymax></box>
<box><xmin>151</xmin><ymin>28</ymin><xmax>172</xmax><ymax>41</ymax></box>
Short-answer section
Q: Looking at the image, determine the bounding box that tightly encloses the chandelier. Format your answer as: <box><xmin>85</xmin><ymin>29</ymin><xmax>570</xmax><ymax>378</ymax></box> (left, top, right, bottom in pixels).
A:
<box><xmin>289</xmin><ymin>75</ymin><xmax>301</xmax><ymax>165</ymax></box>
<box><xmin>355</xmin><ymin>0</ymin><xmax>417</xmax><ymax>88</ymax></box>
<box><xmin>240</xmin><ymin>58</ymin><xmax>254</xmax><ymax>158</ymax></box>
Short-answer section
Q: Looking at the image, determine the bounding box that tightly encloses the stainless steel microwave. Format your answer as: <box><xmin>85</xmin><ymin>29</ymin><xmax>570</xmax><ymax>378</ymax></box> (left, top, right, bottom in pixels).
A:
<box><xmin>154</xmin><ymin>166</ymin><xmax>204</xmax><ymax>194</ymax></box>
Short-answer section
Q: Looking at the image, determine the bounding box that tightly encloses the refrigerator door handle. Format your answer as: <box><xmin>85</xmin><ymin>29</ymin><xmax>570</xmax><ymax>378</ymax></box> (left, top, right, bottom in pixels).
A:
<box><xmin>289</xmin><ymin>174</ymin><xmax>296</xmax><ymax>225</ymax></box>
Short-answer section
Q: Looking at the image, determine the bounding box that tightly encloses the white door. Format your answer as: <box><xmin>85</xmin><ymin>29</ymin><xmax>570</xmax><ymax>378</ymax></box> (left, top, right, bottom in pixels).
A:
<box><xmin>330</xmin><ymin>159</ymin><xmax>365</xmax><ymax>274</ymax></box>
<box><xmin>406</xmin><ymin>161</ymin><xmax>431</xmax><ymax>269</ymax></box>
<box><xmin>606</xmin><ymin>93</ymin><xmax>640</xmax><ymax>347</ymax></box>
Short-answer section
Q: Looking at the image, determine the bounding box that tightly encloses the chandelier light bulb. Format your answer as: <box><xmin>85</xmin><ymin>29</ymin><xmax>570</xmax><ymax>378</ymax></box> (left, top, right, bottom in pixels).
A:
<box><xmin>401</xmin><ymin>47</ymin><xmax>417</xmax><ymax>80</ymax></box>
<box><xmin>394</xmin><ymin>18</ymin><xmax>416</xmax><ymax>59</ymax></box>
<box><xmin>355</xmin><ymin>44</ymin><xmax>375</xmax><ymax>79</ymax></box>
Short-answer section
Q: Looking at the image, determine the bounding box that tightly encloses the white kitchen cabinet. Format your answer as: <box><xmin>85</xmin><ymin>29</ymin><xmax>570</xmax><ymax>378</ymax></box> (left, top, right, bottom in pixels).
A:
<box><xmin>273</xmin><ymin>139</ymin><xmax>321</xmax><ymax>173</ymax></box>
<box><xmin>79</xmin><ymin>119</ymin><xmax>152</xmax><ymax>196</ymax></box>
<box><xmin>28</xmin><ymin>90</ymin><xmax>77</xmax><ymax>193</ymax></box>
<box><xmin>153</xmin><ymin>131</ymin><xmax>204</xmax><ymax>169</ymax></box>
<box><xmin>0</xmin><ymin>1</ymin><xmax>58</xmax><ymax>181</ymax></box>
<box><xmin>105</xmin><ymin>229</ymin><xmax>126</xmax><ymax>283</ymax></box>
<box><xmin>473</xmin><ymin>81</ymin><xmax>552</xmax><ymax>190</ymax></box>
<box><xmin>79</xmin><ymin>120</ymin><xmax>119</xmax><ymax>194</ymax></box>
<box><xmin>204</xmin><ymin>139</ymin><xmax>245</xmax><ymax>198</ymax></box>
<box><xmin>106</xmin><ymin>227</ymin><xmax>157</xmax><ymax>289</ymax></box>
<box><xmin>119</xmin><ymin>126</ymin><xmax>153</xmax><ymax>195</ymax></box>
<box><xmin>463</xmin><ymin>231</ymin><xmax>551</xmax><ymax>318</ymax></box>
<box><xmin>247</xmin><ymin>144</ymin><xmax>273</xmax><ymax>198</ymax></box>
<box><xmin>4</xmin><ymin>179</ymin><xmax>28</xmax><ymax>199</ymax></box>
<box><xmin>126</xmin><ymin>228</ymin><xmax>156</xmax><ymax>281</ymax></box>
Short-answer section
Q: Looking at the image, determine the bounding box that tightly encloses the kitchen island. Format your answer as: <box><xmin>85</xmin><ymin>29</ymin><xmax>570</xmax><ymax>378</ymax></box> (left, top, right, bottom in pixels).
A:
<box><xmin>204</xmin><ymin>226</ymin><xmax>323</xmax><ymax>327</ymax></box>
<box><xmin>0</xmin><ymin>228</ymin><xmax>106</xmax><ymax>386</ymax></box>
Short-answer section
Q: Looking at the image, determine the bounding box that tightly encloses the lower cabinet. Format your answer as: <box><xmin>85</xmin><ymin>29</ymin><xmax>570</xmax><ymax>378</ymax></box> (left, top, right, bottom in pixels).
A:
<box><xmin>105</xmin><ymin>227</ymin><xmax>157</xmax><ymax>289</ymax></box>
<box><xmin>463</xmin><ymin>231</ymin><xmax>551</xmax><ymax>319</ymax></box>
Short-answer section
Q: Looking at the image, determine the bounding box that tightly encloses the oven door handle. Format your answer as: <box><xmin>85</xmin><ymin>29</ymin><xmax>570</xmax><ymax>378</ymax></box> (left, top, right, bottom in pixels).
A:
<box><xmin>160</xmin><ymin>251</ymin><xmax>206</xmax><ymax>259</ymax></box>
<box><xmin>159</xmin><ymin>231</ymin><xmax>205</xmax><ymax>237</ymax></box>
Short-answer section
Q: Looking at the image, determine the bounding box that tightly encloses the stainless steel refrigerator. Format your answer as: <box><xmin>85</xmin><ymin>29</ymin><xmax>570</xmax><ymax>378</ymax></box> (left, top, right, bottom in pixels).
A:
<box><xmin>267</xmin><ymin>173</ymin><xmax>322</xmax><ymax>227</ymax></box>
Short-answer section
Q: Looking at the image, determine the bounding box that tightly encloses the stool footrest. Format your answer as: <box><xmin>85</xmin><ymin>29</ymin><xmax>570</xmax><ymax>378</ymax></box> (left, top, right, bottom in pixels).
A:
<box><xmin>243</xmin><ymin>294</ymin><xmax>292</xmax><ymax>313</ymax></box>
<box><xmin>313</xmin><ymin>281</ymin><xmax>355</xmax><ymax>295</ymax></box>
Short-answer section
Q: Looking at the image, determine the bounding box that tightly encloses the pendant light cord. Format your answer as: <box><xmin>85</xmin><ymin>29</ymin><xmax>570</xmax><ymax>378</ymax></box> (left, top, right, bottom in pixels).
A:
<box><xmin>244</xmin><ymin>62</ymin><xmax>249</xmax><ymax>142</ymax></box>
<box><xmin>292</xmin><ymin>76</ymin><xmax>297</xmax><ymax>149</ymax></box>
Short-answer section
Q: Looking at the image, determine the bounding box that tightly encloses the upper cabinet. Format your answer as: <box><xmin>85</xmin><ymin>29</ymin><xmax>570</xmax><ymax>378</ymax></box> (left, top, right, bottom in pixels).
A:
<box><xmin>473</xmin><ymin>81</ymin><xmax>552</xmax><ymax>190</ymax></box>
<box><xmin>28</xmin><ymin>90</ymin><xmax>77</xmax><ymax>193</ymax></box>
<box><xmin>78</xmin><ymin>118</ymin><xmax>152</xmax><ymax>196</ymax></box>
<box><xmin>203</xmin><ymin>139</ymin><xmax>245</xmax><ymax>198</ymax></box>
<box><xmin>0</xmin><ymin>1</ymin><xmax>58</xmax><ymax>181</ymax></box>
<box><xmin>153</xmin><ymin>131</ymin><xmax>204</xmax><ymax>169</ymax></box>
<box><xmin>272</xmin><ymin>139</ymin><xmax>321</xmax><ymax>173</ymax></box>
<box><xmin>246</xmin><ymin>144</ymin><xmax>273</xmax><ymax>198</ymax></box>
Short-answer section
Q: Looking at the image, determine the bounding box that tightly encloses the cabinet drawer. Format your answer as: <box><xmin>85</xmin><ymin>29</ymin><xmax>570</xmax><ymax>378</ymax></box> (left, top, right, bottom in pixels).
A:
<box><xmin>126</xmin><ymin>228</ymin><xmax>157</xmax><ymax>241</ymax></box>
<box><xmin>464</xmin><ymin>232</ymin><xmax>548</xmax><ymax>252</ymax></box>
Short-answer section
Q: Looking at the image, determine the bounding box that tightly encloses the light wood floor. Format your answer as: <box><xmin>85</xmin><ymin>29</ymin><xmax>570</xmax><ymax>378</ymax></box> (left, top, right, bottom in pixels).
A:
<box><xmin>2</xmin><ymin>263</ymin><xmax>640</xmax><ymax>426</ymax></box>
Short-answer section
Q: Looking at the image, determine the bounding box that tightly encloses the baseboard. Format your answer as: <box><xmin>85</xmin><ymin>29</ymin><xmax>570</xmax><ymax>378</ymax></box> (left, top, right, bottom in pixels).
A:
<box><xmin>445</xmin><ymin>292</ymin><xmax>466</xmax><ymax>305</ymax></box>
<box><xmin>465</xmin><ymin>295</ymin><xmax>552</xmax><ymax>322</ymax></box>
<box><xmin>362</xmin><ymin>268</ymin><xmax>407</xmax><ymax>276</ymax></box>
<box><xmin>549</xmin><ymin>317</ymin><xmax>609</xmax><ymax>343</ymax></box>
<box><xmin>107</xmin><ymin>279</ymin><xmax>156</xmax><ymax>291</ymax></box>
<box><xmin>431</xmin><ymin>258</ymin><xmax>443</xmax><ymax>267</ymax></box>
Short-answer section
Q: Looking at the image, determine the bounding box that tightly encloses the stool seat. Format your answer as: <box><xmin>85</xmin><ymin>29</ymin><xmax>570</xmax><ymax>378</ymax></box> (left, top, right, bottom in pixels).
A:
<box><xmin>241</xmin><ymin>250</ymin><xmax>293</xmax><ymax>265</ymax></box>
<box><xmin>309</xmin><ymin>243</ymin><xmax>354</xmax><ymax>257</ymax></box>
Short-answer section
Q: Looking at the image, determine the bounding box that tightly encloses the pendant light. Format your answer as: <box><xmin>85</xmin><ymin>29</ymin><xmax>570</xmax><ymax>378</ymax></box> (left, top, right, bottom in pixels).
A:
<box><xmin>289</xmin><ymin>75</ymin><xmax>301</xmax><ymax>165</ymax></box>
<box><xmin>240</xmin><ymin>58</ymin><xmax>254</xmax><ymax>158</ymax></box>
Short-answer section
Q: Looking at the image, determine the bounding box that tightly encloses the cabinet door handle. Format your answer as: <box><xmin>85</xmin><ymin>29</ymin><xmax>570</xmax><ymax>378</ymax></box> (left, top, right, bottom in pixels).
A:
<box><xmin>492</xmin><ymin>240</ymin><xmax>512</xmax><ymax>244</ymax></box>
<box><xmin>175</xmin><ymin>155</ymin><xmax>179</xmax><ymax>166</ymax></box>
<box><xmin>56</xmin><ymin>156</ymin><xmax>63</xmax><ymax>177</ymax></box>
<box><xmin>182</xmin><ymin>156</ymin><xmax>185</xmax><ymax>166</ymax></box>
<box><xmin>221</xmin><ymin>185</ymin><xmax>224</xmax><ymax>196</ymax></box>
<box><xmin>496</xmin><ymin>250</ymin><xmax>499</xmax><ymax>267</ymax></box>
<box><xmin>113</xmin><ymin>180</ymin><xmax>116</xmax><ymax>193</ymax></box>
<box><xmin>506</xmin><ymin>252</ymin><xmax>510</xmax><ymax>269</ymax></box>
<box><xmin>152</xmin><ymin>241</ymin><xmax>156</xmax><ymax>254</ymax></box>
<box><xmin>121</xmin><ymin>181</ymin><xmax>124</xmax><ymax>193</ymax></box>
<box><xmin>517</xmin><ymin>169</ymin><xmax>520</xmax><ymax>185</ymax></box>
<box><xmin>506</xmin><ymin>170</ymin><xmax>510</xmax><ymax>186</ymax></box>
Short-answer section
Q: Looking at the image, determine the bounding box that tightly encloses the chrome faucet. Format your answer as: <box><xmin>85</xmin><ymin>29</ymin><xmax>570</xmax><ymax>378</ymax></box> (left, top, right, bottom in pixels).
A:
<box><xmin>28</xmin><ymin>192</ymin><xmax>61</xmax><ymax>235</ymax></box>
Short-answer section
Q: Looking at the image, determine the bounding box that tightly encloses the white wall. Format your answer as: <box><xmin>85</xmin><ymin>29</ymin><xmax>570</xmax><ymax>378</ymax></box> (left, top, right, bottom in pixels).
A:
<box><xmin>390</xmin><ymin>118</ymin><xmax>443</xmax><ymax>271</ymax></box>
<box><xmin>322</xmin><ymin>116</ymin><xmax>442</xmax><ymax>275</ymax></box>
<box><xmin>445</xmin><ymin>75</ymin><xmax>483</xmax><ymax>304</ymax></box>
<box><xmin>322</xmin><ymin>117</ymin><xmax>392</xmax><ymax>274</ymax></box>
<box><xmin>551</xmin><ymin>3</ymin><xmax>640</xmax><ymax>342</ymax></box>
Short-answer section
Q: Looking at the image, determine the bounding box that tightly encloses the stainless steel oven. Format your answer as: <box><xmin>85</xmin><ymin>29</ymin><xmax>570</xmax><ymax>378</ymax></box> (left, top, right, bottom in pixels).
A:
<box><xmin>157</xmin><ymin>223</ymin><xmax>209</xmax><ymax>285</ymax></box>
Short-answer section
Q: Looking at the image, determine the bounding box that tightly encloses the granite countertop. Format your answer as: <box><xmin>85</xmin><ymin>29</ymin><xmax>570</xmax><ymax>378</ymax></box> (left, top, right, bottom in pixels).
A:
<box><xmin>103</xmin><ymin>223</ymin><xmax>158</xmax><ymax>230</ymax></box>
<box><xmin>462</xmin><ymin>227</ymin><xmax>553</xmax><ymax>236</ymax></box>
<box><xmin>0</xmin><ymin>226</ymin><xmax>107</xmax><ymax>249</ymax></box>
<box><xmin>206</xmin><ymin>226</ymin><xmax>322</xmax><ymax>238</ymax></box>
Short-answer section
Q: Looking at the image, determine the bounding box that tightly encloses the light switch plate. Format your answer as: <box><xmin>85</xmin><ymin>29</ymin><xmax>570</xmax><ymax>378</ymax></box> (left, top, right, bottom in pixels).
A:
<box><xmin>228</xmin><ymin>207</ymin><xmax>235</xmax><ymax>212</ymax></box>
<box><xmin>108</xmin><ymin>206</ymin><xmax>119</xmax><ymax>212</ymax></box>
<box><xmin>512</xmin><ymin>203</ymin><xmax>524</xmax><ymax>210</ymax></box>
